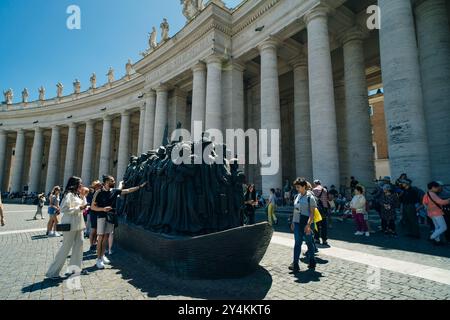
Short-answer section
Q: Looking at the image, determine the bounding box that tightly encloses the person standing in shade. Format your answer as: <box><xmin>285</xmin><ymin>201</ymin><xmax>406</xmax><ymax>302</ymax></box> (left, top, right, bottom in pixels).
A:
<box><xmin>46</xmin><ymin>177</ymin><xmax>89</xmax><ymax>280</ymax></box>
<box><xmin>312</xmin><ymin>180</ymin><xmax>329</xmax><ymax>246</ymax></box>
<box><xmin>34</xmin><ymin>193</ymin><xmax>46</xmax><ymax>220</ymax></box>
<box><xmin>350</xmin><ymin>176</ymin><xmax>359</xmax><ymax>195</ymax></box>
<box><xmin>243</xmin><ymin>184</ymin><xmax>257</xmax><ymax>225</ymax></box>
<box><xmin>87</xmin><ymin>180</ymin><xmax>102</xmax><ymax>252</ymax></box>
<box><xmin>91</xmin><ymin>175</ymin><xmax>146</xmax><ymax>270</ymax></box>
<box><xmin>381</xmin><ymin>184</ymin><xmax>399</xmax><ymax>236</ymax></box>
<box><xmin>267</xmin><ymin>188</ymin><xmax>278</xmax><ymax>226</ymax></box>
<box><xmin>45</xmin><ymin>187</ymin><xmax>62</xmax><ymax>237</ymax></box>
<box><xmin>423</xmin><ymin>181</ymin><xmax>449</xmax><ymax>245</ymax></box>
<box><xmin>398</xmin><ymin>179</ymin><xmax>421</xmax><ymax>239</ymax></box>
<box><xmin>351</xmin><ymin>185</ymin><xmax>369</xmax><ymax>237</ymax></box>
<box><xmin>283</xmin><ymin>180</ymin><xmax>291</xmax><ymax>206</ymax></box>
<box><xmin>289</xmin><ymin>178</ymin><xmax>317</xmax><ymax>273</ymax></box>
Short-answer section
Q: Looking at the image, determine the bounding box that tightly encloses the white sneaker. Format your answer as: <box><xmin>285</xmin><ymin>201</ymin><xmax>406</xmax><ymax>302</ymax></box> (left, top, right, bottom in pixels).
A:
<box><xmin>354</xmin><ymin>231</ymin><xmax>363</xmax><ymax>236</ymax></box>
<box><xmin>365</xmin><ymin>232</ymin><xmax>370</xmax><ymax>237</ymax></box>
<box><xmin>48</xmin><ymin>231</ymin><xmax>55</xmax><ymax>237</ymax></box>
<box><xmin>54</xmin><ymin>232</ymin><xmax>62</xmax><ymax>237</ymax></box>
<box><xmin>96</xmin><ymin>259</ymin><xmax>105</xmax><ymax>269</ymax></box>
<box><xmin>102</xmin><ymin>255</ymin><xmax>111</xmax><ymax>265</ymax></box>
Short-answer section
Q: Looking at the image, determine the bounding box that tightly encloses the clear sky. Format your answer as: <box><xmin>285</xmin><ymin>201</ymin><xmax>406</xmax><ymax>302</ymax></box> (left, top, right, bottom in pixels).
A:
<box><xmin>0</xmin><ymin>0</ymin><xmax>243</xmax><ymax>102</ymax></box>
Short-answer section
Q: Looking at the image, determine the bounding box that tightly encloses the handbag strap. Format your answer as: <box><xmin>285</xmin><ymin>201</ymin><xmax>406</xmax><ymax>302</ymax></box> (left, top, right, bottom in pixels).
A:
<box><xmin>427</xmin><ymin>192</ymin><xmax>443</xmax><ymax>210</ymax></box>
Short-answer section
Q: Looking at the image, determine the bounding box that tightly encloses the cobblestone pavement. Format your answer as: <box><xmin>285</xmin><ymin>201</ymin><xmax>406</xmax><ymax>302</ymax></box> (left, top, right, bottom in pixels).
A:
<box><xmin>0</xmin><ymin>204</ymin><xmax>449</xmax><ymax>300</ymax></box>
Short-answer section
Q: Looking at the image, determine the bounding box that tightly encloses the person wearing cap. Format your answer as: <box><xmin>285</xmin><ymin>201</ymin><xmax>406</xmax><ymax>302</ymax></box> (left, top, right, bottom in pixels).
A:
<box><xmin>398</xmin><ymin>178</ymin><xmax>421</xmax><ymax>239</ymax></box>
<box><xmin>381</xmin><ymin>184</ymin><xmax>399</xmax><ymax>236</ymax></box>
<box><xmin>423</xmin><ymin>181</ymin><xmax>449</xmax><ymax>245</ymax></box>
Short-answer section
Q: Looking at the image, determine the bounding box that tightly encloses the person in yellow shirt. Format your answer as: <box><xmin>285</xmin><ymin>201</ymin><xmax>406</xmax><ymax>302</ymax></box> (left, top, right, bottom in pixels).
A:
<box><xmin>267</xmin><ymin>188</ymin><xmax>278</xmax><ymax>226</ymax></box>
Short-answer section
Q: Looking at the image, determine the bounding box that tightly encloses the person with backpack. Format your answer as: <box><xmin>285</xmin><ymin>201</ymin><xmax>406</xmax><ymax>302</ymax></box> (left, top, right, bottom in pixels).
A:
<box><xmin>289</xmin><ymin>178</ymin><xmax>317</xmax><ymax>273</ymax></box>
<box><xmin>423</xmin><ymin>181</ymin><xmax>449</xmax><ymax>245</ymax></box>
<box><xmin>312</xmin><ymin>180</ymin><xmax>329</xmax><ymax>246</ymax></box>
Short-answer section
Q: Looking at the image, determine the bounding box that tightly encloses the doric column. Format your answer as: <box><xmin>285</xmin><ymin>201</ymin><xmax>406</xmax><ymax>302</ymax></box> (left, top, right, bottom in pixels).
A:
<box><xmin>81</xmin><ymin>120</ymin><xmax>95</xmax><ymax>185</ymax></box>
<box><xmin>191</xmin><ymin>62</ymin><xmax>207</xmax><ymax>134</ymax></box>
<box><xmin>0</xmin><ymin>130</ymin><xmax>7</xmax><ymax>191</ymax></box>
<box><xmin>45</xmin><ymin>126</ymin><xmax>60</xmax><ymax>193</ymax></box>
<box><xmin>415</xmin><ymin>0</ymin><xmax>450</xmax><ymax>182</ymax></box>
<box><xmin>137</xmin><ymin>105</ymin><xmax>146</xmax><ymax>154</ymax></box>
<box><xmin>342</xmin><ymin>28</ymin><xmax>375</xmax><ymax>186</ymax></box>
<box><xmin>29</xmin><ymin>127</ymin><xmax>44</xmax><ymax>193</ymax></box>
<box><xmin>99</xmin><ymin>116</ymin><xmax>112</xmax><ymax>178</ymax></box>
<box><xmin>379</xmin><ymin>0</ymin><xmax>431</xmax><ymax>188</ymax></box>
<box><xmin>143</xmin><ymin>90</ymin><xmax>156</xmax><ymax>152</ymax></box>
<box><xmin>117</xmin><ymin>111</ymin><xmax>130</xmax><ymax>181</ymax></box>
<box><xmin>292</xmin><ymin>57</ymin><xmax>313</xmax><ymax>181</ymax></box>
<box><xmin>304</xmin><ymin>7</ymin><xmax>340</xmax><ymax>187</ymax></box>
<box><xmin>334</xmin><ymin>79</ymin><xmax>349</xmax><ymax>188</ymax></box>
<box><xmin>11</xmin><ymin>129</ymin><xmax>26</xmax><ymax>193</ymax></box>
<box><xmin>258</xmin><ymin>39</ymin><xmax>282</xmax><ymax>196</ymax></box>
<box><xmin>153</xmin><ymin>86</ymin><xmax>169</xmax><ymax>148</ymax></box>
<box><xmin>223</xmin><ymin>61</ymin><xmax>245</xmax><ymax>131</ymax></box>
<box><xmin>64</xmin><ymin>123</ymin><xmax>78</xmax><ymax>184</ymax></box>
<box><xmin>205</xmin><ymin>55</ymin><xmax>223</xmax><ymax>132</ymax></box>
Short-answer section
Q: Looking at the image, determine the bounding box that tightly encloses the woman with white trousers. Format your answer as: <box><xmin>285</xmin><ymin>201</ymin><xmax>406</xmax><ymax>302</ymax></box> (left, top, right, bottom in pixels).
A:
<box><xmin>46</xmin><ymin>176</ymin><xmax>89</xmax><ymax>279</ymax></box>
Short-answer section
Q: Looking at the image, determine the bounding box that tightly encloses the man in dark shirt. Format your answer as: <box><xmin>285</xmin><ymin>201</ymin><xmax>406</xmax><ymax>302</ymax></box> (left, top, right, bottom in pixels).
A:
<box><xmin>350</xmin><ymin>177</ymin><xmax>359</xmax><ymax>194</ymax></box>
<box><xmin>398</xmin><ymin>179</ymin><xmax>421</xmax><ymax>238</ymax></box>
<box><xmin>91</xmin><ymin>175</ymin><xmax>146</xmax><ymax>269</ymax></box>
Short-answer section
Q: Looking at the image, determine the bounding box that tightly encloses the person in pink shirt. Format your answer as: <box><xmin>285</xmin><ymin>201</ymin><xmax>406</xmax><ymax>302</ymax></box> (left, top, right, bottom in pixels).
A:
<box><xmin>423</xmin><ymin>181</ymin><xmax>450</xmax><ymax>245</ymax></box>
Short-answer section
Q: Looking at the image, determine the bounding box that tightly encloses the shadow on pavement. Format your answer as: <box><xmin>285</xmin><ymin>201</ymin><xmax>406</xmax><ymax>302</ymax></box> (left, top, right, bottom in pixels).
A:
<box><xmin>293</xmin><ymin>270</ymin><xmax>324</xmax><ymax>284</ymax></box>
<box><xmin>257</xmin><ymin>210</ymin><xmax>450</xmax><ymax>259</ymax></box>
<box><xmin>22</xmin><ymin>278</ymin><xmax>66</xmax><ymax>294</ymax></box>
<box><xmin>110</xmin><ymin>247</ymin><xmax>273</xmax><ymax>300</ymax></box>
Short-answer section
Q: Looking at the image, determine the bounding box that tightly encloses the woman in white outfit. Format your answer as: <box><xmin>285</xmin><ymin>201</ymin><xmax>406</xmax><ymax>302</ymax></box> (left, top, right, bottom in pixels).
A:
<box><xmin>46</xmin><ymin>176</ymin><xmax>89</xmax><ymax>279</ymax></box>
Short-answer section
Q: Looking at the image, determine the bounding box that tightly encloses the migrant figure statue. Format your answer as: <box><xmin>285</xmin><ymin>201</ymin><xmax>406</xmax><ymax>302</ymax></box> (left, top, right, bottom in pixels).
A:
<box><xmin>115</xmin><ymin>133</ymin><xmax>273</xmax><ymax>279</ymax></box>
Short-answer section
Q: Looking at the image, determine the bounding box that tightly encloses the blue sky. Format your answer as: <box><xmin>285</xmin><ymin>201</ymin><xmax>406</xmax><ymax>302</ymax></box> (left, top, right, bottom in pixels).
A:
<box><xmin>0</xmin><ymin>0</ymin><xmax>243</xmax><ymax>102</ymax></box>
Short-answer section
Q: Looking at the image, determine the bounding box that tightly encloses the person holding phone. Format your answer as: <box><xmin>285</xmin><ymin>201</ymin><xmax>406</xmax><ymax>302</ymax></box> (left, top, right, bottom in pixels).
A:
<box><xmin>46</xmin><ymin>177</ymin><xmax>89</xmax><ymax>280</ymax></box>
<box><xmin>91</xmin><ymin>175</ymin><xmax>146</xmax><ymax>270</ymax></box>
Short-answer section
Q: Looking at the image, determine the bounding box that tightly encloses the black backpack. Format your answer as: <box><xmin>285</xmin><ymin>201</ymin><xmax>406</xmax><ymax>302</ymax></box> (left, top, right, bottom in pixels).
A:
<box><xmin>315</xmin><ymin>190</ymin><xmax>326</xmax><ymax>214</ymax></box>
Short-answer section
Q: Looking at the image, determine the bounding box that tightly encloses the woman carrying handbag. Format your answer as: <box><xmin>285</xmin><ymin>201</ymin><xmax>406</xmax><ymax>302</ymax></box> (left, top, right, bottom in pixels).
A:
<box><xmin>46</xmin><ymin>176</ymin><xmax>89</xmax><ymax>280</ymax></box>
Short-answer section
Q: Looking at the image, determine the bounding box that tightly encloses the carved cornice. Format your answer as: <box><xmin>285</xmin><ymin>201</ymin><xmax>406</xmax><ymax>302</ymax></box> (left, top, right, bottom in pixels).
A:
<box><xmin>232</xmin><ymin>0</ymin><xmax>281</xmax><ymax>35</ymax></box>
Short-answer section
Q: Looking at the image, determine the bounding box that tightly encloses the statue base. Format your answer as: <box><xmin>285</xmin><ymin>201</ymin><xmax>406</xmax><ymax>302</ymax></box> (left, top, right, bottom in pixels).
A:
<box><xmin>115</xmin><ymin>218</ymin><xmax>273</xmax><ymax>279</ymax></box>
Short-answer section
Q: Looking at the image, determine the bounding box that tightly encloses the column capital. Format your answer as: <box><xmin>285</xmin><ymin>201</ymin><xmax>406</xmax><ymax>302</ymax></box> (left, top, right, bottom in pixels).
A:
<box><xmin>16</xmin><ymin>128</ymin><xmax>25</xmax><ymax>134</ymax></box>
<box><xmin>257</xmin><ymin>38</ymin><xmax>280</xmax><ymax>53</ymax></box>
<box><xmin>121</xmin><ymin>110</ymin><xmax>131</xmax><ymax>117</ymax></box>
<box><xmin>224</xmin><ymin>60</ymin><xmax>246</xmax><ymax>72</ymax></box>
<box><xmin>34</xmin><ymin>127</ymin><xmax>43</xmax><ymax>133</ymax></box>
<box><xmin>192</xmin><ymin>61</ymin><xmax>206</xmax><ymax>73</ymax></box>
<box><xmin>340</xmin><ymin>26</ymin><xmax>367</xmax><ymax>46</ymax></box>
<box><xmin>85</xmin><ymin>119</ymin><xmax>95</xmax><ymax>126</ymax></box>
<box><xmin>140</xmin><ymin>103</ymin><xmax>146</xmax><ymax>111</ymax></box>
<box><xmin>290</xmin><ymin>55</ymin><xmax>308</xmax><ymax>69</ymax></box>
<box><xmin>145</xmin><ymin>89</ymin><xmax>156</xmax><ymax>98</ymax></box>
<box><xmin>68</xmin><ymin>122</ymin><xmax>77</xmax><ymax>129</ymax></box>
<box><xmin>103</xmin><ymin>114</ymin><xmax>113</xmax><ymax>122</ymax></box>
<box><xmin>205</xmin><ymin>54</ymin><xmax>223</xmax><ymax>65</ymax></box>
<box><xmin>155</xmin><ymin>84</ymin><xmax>169</xmax><ymax>93</ymax></box>
<box><xmin>303</xmin><ymin>6</ymin><xmax>332</xmax><ymax>25</ymax></box>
